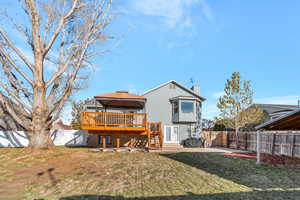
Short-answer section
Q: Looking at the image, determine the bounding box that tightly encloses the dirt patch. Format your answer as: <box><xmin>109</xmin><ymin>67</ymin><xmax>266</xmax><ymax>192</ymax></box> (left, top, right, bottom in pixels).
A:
<box><xmin>261</xmin><ymin>153</ymin><xmax>300</xmax><ymax>167</ymax></box>
<box><xmin>224</xmin><ymin>152</ymin><xmax>257</xmax><ymax>160</ymax></box>
<box><xmin>224</xmin><ymin>152</ymin><xmax>300</xmax><ymax>167</ymax></box>
<box><xmin>0</xmin><ymin>147</ymin><xmax>93</xmax><ymax>199</ymax></box>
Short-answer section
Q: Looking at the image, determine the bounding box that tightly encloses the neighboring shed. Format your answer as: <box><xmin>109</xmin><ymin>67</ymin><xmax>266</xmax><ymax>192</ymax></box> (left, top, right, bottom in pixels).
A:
<box><xmin>256</xmin><ymin>109</ymin><xmax>300</xmax><ymax>130</ymax></box>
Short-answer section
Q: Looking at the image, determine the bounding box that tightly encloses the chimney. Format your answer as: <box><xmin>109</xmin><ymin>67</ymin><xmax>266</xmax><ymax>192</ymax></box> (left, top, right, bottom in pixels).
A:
<box><xmin>298</xmin><ymin>100</ymin><xmax>300</xmax><ymax>108</ymax></box>
<box><xmin>191</xmin><ymin>85</ymin><xmax>200</xmax><ymax>95</ymax></box>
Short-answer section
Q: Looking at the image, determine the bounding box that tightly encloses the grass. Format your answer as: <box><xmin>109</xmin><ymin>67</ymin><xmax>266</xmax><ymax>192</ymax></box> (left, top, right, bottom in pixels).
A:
<box><xmin>0</xmin><ymin>148</ymin><xmax>300</xmax><ymax>200</ymax></box>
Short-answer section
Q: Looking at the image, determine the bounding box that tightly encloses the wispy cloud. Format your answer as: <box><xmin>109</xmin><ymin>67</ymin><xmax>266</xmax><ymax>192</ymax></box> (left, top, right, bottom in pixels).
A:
<box><xmin>199</xmin><ymin>0</ymin><xmax>215</xmax><ymax>23</ymax></box>
<box><xmin>255</xmin><ymin>95</ymin><xmax>300</xmax><ymax>105</ymax></box>
<box><xmin>124</xmin><ymin>0</ymin><xmax>214</xmax><ymax>29</ymax></box>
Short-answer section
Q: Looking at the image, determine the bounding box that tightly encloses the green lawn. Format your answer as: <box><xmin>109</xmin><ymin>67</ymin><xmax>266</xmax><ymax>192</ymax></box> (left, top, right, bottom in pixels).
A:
<box><xmin>0</xmin><ymin>148</ymin><xmax>299</xmax><ymax>200</ymax></box>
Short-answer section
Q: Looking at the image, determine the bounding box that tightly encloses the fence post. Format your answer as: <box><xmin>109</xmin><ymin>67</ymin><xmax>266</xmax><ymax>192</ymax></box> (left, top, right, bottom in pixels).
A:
<box><xmin>271</xmin><ymin>133</ymin><xmax>275</xmax><ymax>155</ymax></box>
<box><xmin>256</xmin><ymin>130</ymin><xmax>261</xmax><ymax>165</ymax></box>
<box><xmin>292</xmin><ymin>134</ymin><xmax>296</xmax><ymax>157</ymax></box>
<box><xmin>245</xmin><ymin>133</ymin><xmax>248</xmax><ymax>150</ymax></box>
<box><xmin>222</xmin><ymin>132</ymin><xmax>225</xmax><ymax>147</ymax></box>
<box><xmin>225</xmin><ymin>131</ymin><xmax>228</xmax><ymax>147</ymax></box>
<box><xmin>226</xmin><ymin>131</ymin><xmax>229</xmax><ymax>148</ymax></box>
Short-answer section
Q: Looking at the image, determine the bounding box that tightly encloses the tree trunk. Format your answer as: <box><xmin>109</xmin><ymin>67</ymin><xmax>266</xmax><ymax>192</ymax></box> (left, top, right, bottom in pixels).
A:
<box><xmin>29</xmin><ymin>84</ymin><xmax>54</xmax><ymax>148</ymax></box>
<box><xmin>235</xmin><ymin>128</ymin><xmax>239</xmax><ymax>149</ymax></box>
<box><xmin>234</xmin><ymin>114</ymin><xmax>239</xmax><ymax>149</ymax></box>
<box><xmin>28</xmin><ymin>129</ymin><xmax>53</xmax><ymax>148</ymax></box>
<box><xmin>28</xmin><ymin>108</ymin><xmax>54</xmax><ymax>148</ymax></box>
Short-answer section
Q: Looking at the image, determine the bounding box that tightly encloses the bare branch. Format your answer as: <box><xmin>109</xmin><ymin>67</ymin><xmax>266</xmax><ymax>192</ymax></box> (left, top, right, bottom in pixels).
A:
<box><xmin>0</xmin><ymin>48</ymin><xmax>33</xmax><ymax>85</ymax></box>
<box><xmin>46</xmin><ymin>79</ymin><xmax>60</xmax><ymax>105</ymax></box>
<box><xmin>0</xmin><ymin>81</ymin><xmax>32</xmax><ymax>114</ymax></box>
<box><xmin>2</xmin><ymin>10</ymin><xmax>34</xmax><ymax>49</ymax></box>
<box><xmin>0</xmin><ymin>92</ymin><xmax>30</xmax><ymax>129</ymax></box>
<box><xmin>25</xmin><ymin>0</ymin><xmax>43</xmax><ymax>57</ymax></box>
<box><xmin>45</xmin><ymin>52</ymin><xmax>73</xmax><ymax>88</ymax></box>
<box><xmin>47</xmin><ymin>84</ymin><xmax>72</xmax><ymax>126</ymax></box>
<box><xmin>0</xmin><ymin>29</ymin><xmax>34</xmax><ymax>72</ymax></box>
<box><xmin>48</xmin><ymin>40</ymin><xmax>89</xmax><ymax>119</ymax></box>
<box><xmin>43</xmin><ymin>0</ymin><xmax>79</xmax><ymax>56</ymax></box>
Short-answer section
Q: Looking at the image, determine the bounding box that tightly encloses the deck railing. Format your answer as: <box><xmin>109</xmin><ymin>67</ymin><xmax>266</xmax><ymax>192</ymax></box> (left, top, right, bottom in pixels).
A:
<box><xmin>148</xmin><ymin>122</ymin><xmax>162</xmax><ymax>133</ymax></box>
<box><xmin>81</xmin><ymin>112</ymin><xmax>147</xmax><ymax>130</ymax></box>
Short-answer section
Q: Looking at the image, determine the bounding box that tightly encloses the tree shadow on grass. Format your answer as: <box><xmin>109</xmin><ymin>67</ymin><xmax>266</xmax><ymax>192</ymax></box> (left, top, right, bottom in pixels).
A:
<box><xmin>60</xmin><ymin>190</ymin><xmax>300</xmax><ymax>200</ymax></box>
<box><xmin>160</xmin><ymin>152</ymin><xmax>300</xmax><ymax>189</ymax></box>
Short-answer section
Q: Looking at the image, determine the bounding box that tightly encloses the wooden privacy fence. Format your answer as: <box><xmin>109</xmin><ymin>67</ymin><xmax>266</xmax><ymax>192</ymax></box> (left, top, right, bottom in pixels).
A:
<box><xmin>203</xmin><ymin>131</ymin><xmax>300</xmax><ymax>158</ymax></box>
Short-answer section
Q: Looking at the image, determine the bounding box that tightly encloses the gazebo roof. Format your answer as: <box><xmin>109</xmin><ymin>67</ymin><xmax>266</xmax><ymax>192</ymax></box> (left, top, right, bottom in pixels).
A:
<box><xmin>95</xmin><ymin>91</ymin><xmax>145</xmax><ymax>100</ymax></box>
<box><xmin>94</xmin><ymin>91</ymin><xmax>146</xmax><ymax>108</ymax></box>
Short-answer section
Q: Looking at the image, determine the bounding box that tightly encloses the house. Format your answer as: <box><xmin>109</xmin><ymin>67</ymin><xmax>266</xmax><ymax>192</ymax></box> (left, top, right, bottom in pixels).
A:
<box><xmin>143</xmin><ymin>80</ymin><xmax>205</xmax><ymax>146</ymax></box>
<box><xmin>237</xmin><ymin>104</ymin><xmax>300</xmax><ymax>130</ymax></box>
<box><xmin>255</xmin><ymin>104</ymin><xmax>299</xmax><ymax>122</ymax></box>
<box><xmin>256</xmin><ymin>108</ymin><xmax>300</xmax><ymax>130</ymax></box>
<box><xmin>80</xmin><ymin>80</ymin><xmax>205</xmax><ymax>149</ymax></box>
<box><xmin>51</xmin><ymin>120</ymin><xmax>72</xmax><ymax>130</ymax></box>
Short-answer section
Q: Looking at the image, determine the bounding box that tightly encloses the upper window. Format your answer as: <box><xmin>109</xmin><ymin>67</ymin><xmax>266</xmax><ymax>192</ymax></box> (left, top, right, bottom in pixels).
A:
<box><xmin>181</xmin><ymin>101</ymin><xmax>194</xmax><ymax>113</ymax></box>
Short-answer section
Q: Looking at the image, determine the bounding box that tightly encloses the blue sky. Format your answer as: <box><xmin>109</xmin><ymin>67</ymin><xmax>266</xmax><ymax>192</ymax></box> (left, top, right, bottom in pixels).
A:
<box><xmin>3</xmin><ymin>0</ymin><xmax>300</xmax><ymax>122</ymax></box>
<box><xmin>76</xmin><ymin>0</ymin><xmax>300</xmax><ymax>121</ymax></box>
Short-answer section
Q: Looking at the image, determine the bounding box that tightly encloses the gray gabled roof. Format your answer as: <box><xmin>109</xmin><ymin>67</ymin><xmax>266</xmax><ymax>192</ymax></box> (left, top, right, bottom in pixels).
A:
<box><xmin>256</xmin><ymin>108</ymin><xmax>300</xmax><ymax>130</ymax></box>
<box><xmin>255</xmin><ymin>104</ymin><xmax>299</xmax><ymax>115</ymax></box>
<box><xmin>143</xmin><ymin>80</ymin><xmax>206</xmax><ymax>101</ymax></box>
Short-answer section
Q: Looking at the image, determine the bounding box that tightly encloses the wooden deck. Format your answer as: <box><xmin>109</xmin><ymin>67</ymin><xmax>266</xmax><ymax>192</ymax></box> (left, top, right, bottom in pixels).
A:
<box><xmin>81</xmin><ymin>112</ymin><xmax>163</xmax><ymax>149</ymax></box>
<box><xmin>81</xmin><ymin>112</ymin><xmax>147</xmax><ymax>132</ymax></box>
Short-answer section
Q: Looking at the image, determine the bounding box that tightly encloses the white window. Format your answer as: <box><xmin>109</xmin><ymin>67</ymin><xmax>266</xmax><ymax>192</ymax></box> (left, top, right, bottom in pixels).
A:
<box><xmin>181</xmin><ymin>101</ymin><xmax>194</xmax><ymax>113</ymax></box>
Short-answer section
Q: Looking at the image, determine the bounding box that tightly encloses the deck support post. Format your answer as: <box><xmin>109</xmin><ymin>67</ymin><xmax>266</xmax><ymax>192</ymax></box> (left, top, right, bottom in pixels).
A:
<box><xmin>147</xmin><ymin>131</ymin><xmax>151</xmax><ymax>151</ymax></box>
<box><xmin>102</xmin><ymin>136</ymin><xmax>107</xmax><ymax>149</ymax></box>
<box><xmin>116</xmin><ymin>136</ymin><xmax>120</xmax><ymax>149</ymax></box>
<box><xmin>130</xmin><ymin>137</ymin><xmax>134</xmax><ymax>149</ymax></box>
<box><xmin>159</xmin><ymin>122</ymin><xmax>163</xmax><ymax>150</ymax></box>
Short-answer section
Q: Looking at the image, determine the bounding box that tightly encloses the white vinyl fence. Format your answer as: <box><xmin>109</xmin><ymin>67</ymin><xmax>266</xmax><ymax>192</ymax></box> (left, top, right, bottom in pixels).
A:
<box><xmin>0</xmin><ymin>130</ymin><xmax>88</xmax><ymax>147</ymax></box>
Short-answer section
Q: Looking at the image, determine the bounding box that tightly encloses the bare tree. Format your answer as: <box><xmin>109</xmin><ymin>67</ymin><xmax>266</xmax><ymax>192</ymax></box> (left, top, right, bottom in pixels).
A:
<box><xmin>201</xmin><ymin>118</ymin><xmax>214</xmax><ymax>131</ymax></box>
<box><xmin>70</xmin><ymin>99</ymin><xmax>86</xmax><ymax>130</ymax></box>
<box><xmin>217</xmin><ymin>72</ymin><xmax>264</xmax><ymax>148</ymax></box>
<box><xmin>0</xmin><ymin>0</ymin><xmax>113</xmax><ymax>148</ymax></box>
